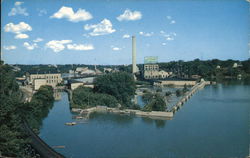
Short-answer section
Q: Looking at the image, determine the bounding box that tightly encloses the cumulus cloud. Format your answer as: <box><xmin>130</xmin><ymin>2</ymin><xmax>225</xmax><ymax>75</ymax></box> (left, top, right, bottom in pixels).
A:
<box><xmin>15</xmin><ymin>33</ymin><xmax>29</xmax><ymax>39</ymax></box>
<box><xmin>167</xmin><ymin>15</ymin><xmax>176</xmax><ymax>24</ymax></box>
<box><xmin>111</xmin><ymin>45</ymin><xmax>122</xmax><ymax>51</ymax></box>
<box><xmin>50</xmin><ymin>6</ymin><xmax>92</xmax><ymax>22</ymax></box>
<box><xmin>4</xmin><ymin>45</ymin><xmax>16</xmax><ymax>50</ymax></box>
<box><xmin>8</xmin><ymin>1</ymin><xmax>28</xmax><ymax>16</ymax></box>
<box><xmin>170</xmin><ymin>20</ymin><xmax>176</xmax><ymax>24</ymax></box>
<box><xmin>38</xmin><ymin>9</ymin><xmax>47</xmax><ymax>16</ymax></box>
<box><xmin>67</xmin><ymin>44</ymin><xmax>94</xmax><ymax>51</ymax></box>
<box><xmin>122</xmin><ymin>34</ymin><xmax>130</xmax><ymax>38</ymax></box>
<box><xmin>84</xmin><ymin>19</ymin><xmax>116</xmax><ymax>36</ymax></box>
<box><xmin>46</xmin><ymin>40</ymin><xmax>72</xmax><ymax>52</ymax></box>
<box><xmin>33</xmin><ymin>38</ymin><xmax>43</xmax><ymax>42</ymax></box>
<box><xmin>160</xmin><ymin>31</ymin><xmax>177</xmax><ymax>41</ymax></box>
<box><xmin>112</xmin><ymin>47</ymin><xmax>121</xmax><ymax>51</ymax></box>
<box><xmin>4</xmin><ymin>22</ymin><xmax>32</xmax><ymax>34</ymax></box>
<box><xmin>23</xmin><ymin>42</ymin><xmax>38</xmax><ymax>50</ymax></box>
<box><xmin>117</xmin><ymin>9</ymin><xmax>142</xmax><ymax>21</ymax></box>
<box><xmin>139</xmin><ymin>31</ymin><xmax>154</xmax><ymax>37</ymax></box>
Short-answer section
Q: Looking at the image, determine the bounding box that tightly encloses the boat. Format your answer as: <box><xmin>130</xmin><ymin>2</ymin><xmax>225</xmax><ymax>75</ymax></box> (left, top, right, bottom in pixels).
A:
<box><xmin>65</xmin><ymin>122</ymin><xmax>76</xmax><ymax>126</ymax></box>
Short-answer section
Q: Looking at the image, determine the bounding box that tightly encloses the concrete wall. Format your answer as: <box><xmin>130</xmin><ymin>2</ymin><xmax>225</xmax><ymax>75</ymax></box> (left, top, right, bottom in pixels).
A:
<box><xmin>160</xmin><ymin>80</ymin><xmax>196</xmax><ymax>86</ymax></box>
<box><xmin>34</xmin><ymin>79</ymin><xmax>47</xmax><ymax>90</ymax></box>
<box><xmin>71</xmin><ymin>83</ymin><xmax>84</xmax><ymax>90</ymax></box>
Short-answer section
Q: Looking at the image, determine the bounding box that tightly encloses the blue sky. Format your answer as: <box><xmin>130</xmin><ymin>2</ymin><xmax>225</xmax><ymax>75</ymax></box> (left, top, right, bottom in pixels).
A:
<box><xmin>1</xmin><ymin>0</ymin><xmax>249</xmax><ymax>65</ymax></box>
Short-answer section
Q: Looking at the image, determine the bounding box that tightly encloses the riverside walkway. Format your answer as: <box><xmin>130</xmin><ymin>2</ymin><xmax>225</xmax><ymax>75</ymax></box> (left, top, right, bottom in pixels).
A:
<box><xmin>22</xmin><ymin>121</ymin><xmax>65</xmax><ymax>158</ymax></box>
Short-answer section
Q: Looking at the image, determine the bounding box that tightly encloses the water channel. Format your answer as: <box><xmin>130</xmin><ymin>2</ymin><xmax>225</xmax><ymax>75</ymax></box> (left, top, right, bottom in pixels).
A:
<box><xmin>39</xmin><ymin>80</ymin><xmax>250</xmax><ymax>158</ymax></box>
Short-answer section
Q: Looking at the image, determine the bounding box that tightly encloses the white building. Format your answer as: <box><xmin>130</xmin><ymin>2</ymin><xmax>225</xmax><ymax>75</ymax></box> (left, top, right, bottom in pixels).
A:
<box><xmin>29</xmin><ymin>73</ymin><xmax>62</xmax><ymax>90</ymax></box>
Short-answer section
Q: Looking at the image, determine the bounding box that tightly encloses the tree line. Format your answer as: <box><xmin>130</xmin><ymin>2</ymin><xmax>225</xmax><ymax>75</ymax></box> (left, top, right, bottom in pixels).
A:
<box><xmin>0</xmin><ymin>63</ymin><xmax>54</xmax><ymax>157</ymax></box>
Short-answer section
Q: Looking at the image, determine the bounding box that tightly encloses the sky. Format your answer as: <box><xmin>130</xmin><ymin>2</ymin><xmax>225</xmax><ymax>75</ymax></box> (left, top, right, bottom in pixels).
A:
<box><xmin>1</xmin><ymin>0</ymin><xmax>249</xmax><ymax>65</ymax></box>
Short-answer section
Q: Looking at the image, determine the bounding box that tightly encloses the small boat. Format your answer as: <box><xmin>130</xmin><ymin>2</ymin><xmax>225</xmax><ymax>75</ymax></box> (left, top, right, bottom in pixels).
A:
<box><xmin>52</xmin><ymin>145</ymin><xmax>65</xmax><ymax>149</ymax></box>
<box><xmin>65</xmin><ymin>122</ymin><xmax>76</xmax><ymax>126</ymax></box>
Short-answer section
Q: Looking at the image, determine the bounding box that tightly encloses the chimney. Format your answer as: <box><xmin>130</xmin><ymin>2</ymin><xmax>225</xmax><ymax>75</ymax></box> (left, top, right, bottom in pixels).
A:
<box><xmin>132</xmin><ymin>36</ymin><xmax>136</xmax><ymax>74</ymax></box>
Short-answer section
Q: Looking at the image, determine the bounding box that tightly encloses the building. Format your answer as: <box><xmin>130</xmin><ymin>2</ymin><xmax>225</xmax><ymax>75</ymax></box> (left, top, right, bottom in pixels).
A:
<box><xmin>29</xmin><ymin>73</ymin><xmax>62</xmax><ymax>90</ymax></box>
<box><xmin>144</xmin><ymin>64</ymin><xmax>160</xmax><ymax>79</ymax></box>
<box><xmin>71</xmin><ymin>82</ymin><xmax>84</xmax><ymax>90</ymax></box>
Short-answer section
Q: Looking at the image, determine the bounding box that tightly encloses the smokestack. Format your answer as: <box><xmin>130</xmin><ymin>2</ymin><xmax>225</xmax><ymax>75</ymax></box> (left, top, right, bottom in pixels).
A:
<box><xmin>132</xmin><ymin>36</ymin><xmax>136</xmax><ymax>74</ymax></box>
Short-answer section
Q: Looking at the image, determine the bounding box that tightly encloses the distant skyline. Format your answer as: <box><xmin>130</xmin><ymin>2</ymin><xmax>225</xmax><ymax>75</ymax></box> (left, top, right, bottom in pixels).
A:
<box><xmin>1</xmin><ymin>0</ymin><xmax>249</xmax><ymax>65</ymax></box>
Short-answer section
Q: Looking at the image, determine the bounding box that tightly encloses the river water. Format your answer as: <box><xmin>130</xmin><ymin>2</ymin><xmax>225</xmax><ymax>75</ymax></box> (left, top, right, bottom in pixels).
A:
<box><xmin>39</xmin><ymin>80</ymin><xmax>250</xmax><ymax>158</ymax></box>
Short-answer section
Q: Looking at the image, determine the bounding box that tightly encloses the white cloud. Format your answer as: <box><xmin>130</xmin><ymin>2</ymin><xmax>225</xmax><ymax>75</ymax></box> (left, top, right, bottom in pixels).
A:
<box><xmin>111</xmin><ymin>45</ymin><xmax>122</xmax><ymax>51</ymax></box>
<box><xmin>46</xmin><ymin>40</ymin><xmax>72</xmax><ymax>52</ymax></box>
<box><xmin>8</xmin><ymin>1</ymin><xmax>29</xmax><ymax>16</ymax></box>
<box><xmin>15</xmin><ymin>33</ymin><xmax>29</xmax><ymax>39</ymax></box>
<box><xmin>170</xmin><ymin>20</ymin><xmax>176</xmax><ymax>24</ymax></box>
<box><xmin>162</xmin><ymin>43</ymin><xmax>166</xmax><ymax>46</ymax></box>
<box><xmin>82</xmin><ymin>34</ymin><xmax>90</xmax><ymax>38</ymax></box>
<box><xmin>160</xmin><ymin>30</ymin><xmax>165</xmax><ymax>34</ymax></box>
<box><xmin>167</xmin><ymin>16</ymin><xmax>176</xmax><ymax>24</ymax></box>
<box><xmin>50</xmin><ymin>6</ymin><xmax>92</xmax><ymax>22</ymax></box>
<box><xmin>23</xmin><ymin>42</ymin><xmax>38</xmax><ymax>50</ymax></box>
<box><xmin>160</xmin><ymin>31</ymin><xmax>177</xmax><ymax>41</ymax></box>
<box><xmin>67</xmin><ymin>44</ymin><xmax>94</xmax><ymax>51</ymax></box>
<box><xmin>4</xmin><ymin>22</ymin><xmax>32</xmax><ymax>34</ymax></box>
<box><xmin>33</xmin><ymin>38</ymin><xmax>43</xmax><ymax>42</ymax></box>
<box><xmin>117</xmin><ymin>9</ymin><xmax>142</xmax><ymax>21</ymax></box>
<box><xmin>139</xmin><ymin>31</ymin><xmax>154</xmax><ymax>37</ymax></box>
<box><xmin>38</xmin><ymin>9</ymin><xmax>47</xmax><ymax>16</ymax></box>
<box><xmin>84</xmin><ymin>19</ymin><xmax>116</xmax><ymax>36</ymax></box>
<box><xmin>246</xmin><ymin>0</ymin><xmax>250</xmax><ymax>2</ymax></box>
<box><xmin>112</xmin><ymin>47</ymin><xmax>121</xmax><ymax>51</ymax></box>
<box><xmin>123</xmin><ymin>34</ymin><xmax>130</xmax><ymax>38</ymax></box>
<box><xmin>4</xmin><ymin>45</ymin><xmax>16</xmax><ymax>50</ymax></box>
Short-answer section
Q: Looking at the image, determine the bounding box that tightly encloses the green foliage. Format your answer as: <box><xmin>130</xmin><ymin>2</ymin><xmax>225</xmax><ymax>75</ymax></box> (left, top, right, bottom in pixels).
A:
<box><xmin>24</xmin><ymin>85</ymin><xmax>54</xmax><ymax>130</ymax></box>
<box><xmin>0</xmin><ymin>63</ymin><xmax>54</xmax><ymax>157</ymax></box>
<box><xmin>142</xmin><ymin>92</ymin><xmax>166</xmax><ymax>111</ymax></box>
<box><xmin>93</xmin><ymin>72</ymin><xmax>136</xmax><ymax>106</ymax></box>
<box><xmin>72</xmin><ymin>86</ymin><xmax>119</xmax><ymax>108</ymax></box>
<box><xmin>165</xmin><ymin>91</ymin><xmax>172</xmax><ymax>96</ymax></box>
<box><xmin>176</xmin><ymin>89</ymin><xmax>182</xmax><ymax>97</ymax></box>
<box><xmin>0</xmin><ymin>64</ymin><xmax>27</xmax><ymax>157</ymax></box>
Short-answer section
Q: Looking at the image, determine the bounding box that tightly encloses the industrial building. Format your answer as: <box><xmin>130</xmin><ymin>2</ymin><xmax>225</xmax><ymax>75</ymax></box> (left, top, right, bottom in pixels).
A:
<box><xmin>28</xmin><ymin>73</ymin><xmax>62</xmax><ymax>90</ymax></box>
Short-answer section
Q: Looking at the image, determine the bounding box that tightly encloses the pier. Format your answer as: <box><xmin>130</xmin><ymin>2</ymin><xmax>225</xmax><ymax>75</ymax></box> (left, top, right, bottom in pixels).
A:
<box><xmin>171</xmin><ymin>81</ymin><xmax>210</xmax><ymax>113</ymax></box>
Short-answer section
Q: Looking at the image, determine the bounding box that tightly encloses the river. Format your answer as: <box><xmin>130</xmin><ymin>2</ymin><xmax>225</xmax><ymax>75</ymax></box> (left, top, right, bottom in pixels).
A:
<box><xmin>39</xmin><ymin>80</ymin><xmax>250</xmax><ymax>158</ymax></box>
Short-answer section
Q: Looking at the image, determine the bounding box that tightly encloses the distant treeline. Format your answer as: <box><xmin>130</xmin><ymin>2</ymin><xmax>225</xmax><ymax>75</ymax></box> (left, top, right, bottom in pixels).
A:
<box><xmin>0</xmin><ymin>63</ymin><xmax>54</xmax><ymax>157</ymax></box>
<box><xmin>13</xmin><ymin>58</ymin><xmax>250</xmax><ymax>79</ymax></box>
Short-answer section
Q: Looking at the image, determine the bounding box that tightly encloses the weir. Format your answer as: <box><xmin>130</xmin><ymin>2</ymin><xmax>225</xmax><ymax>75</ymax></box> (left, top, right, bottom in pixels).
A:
<box><xmin>171</xmin><ymin>81</ymin><xmax>209</xmax><ymax>113</ymax></box>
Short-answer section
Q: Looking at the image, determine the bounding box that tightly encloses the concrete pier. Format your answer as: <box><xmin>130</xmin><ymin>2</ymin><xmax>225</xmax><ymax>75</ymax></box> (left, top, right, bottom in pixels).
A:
<box><xmin>171</xmin><ymin>81</ymin><xmax>208</xmax><ymax>113</ymax></box>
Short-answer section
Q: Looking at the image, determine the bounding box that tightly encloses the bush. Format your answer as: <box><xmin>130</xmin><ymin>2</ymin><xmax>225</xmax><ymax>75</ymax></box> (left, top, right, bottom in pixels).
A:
<box><xmin>72</xmin><ymin>86</ymin><xmax>118</xmax><ymax>108</ymax></box>
<box><xmin>165</xmin><ymin>91</ymin><xmax>172</xmax><ymax>96</ymax></box>
<box><xmin>93</xmin><ymin>72</ymin><xmax>136</xmax><ymax>106</ymax></box>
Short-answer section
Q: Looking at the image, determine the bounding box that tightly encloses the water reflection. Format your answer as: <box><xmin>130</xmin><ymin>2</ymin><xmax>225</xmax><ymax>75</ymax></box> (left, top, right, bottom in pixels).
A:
<box><xmin>141</xmin><ymin>117</ymin><xmax>167</xmax><ymax>128</ymax></box>
<box><xmin>53</xmin><ymin>91</ymin><xmax>61</xmax><ymax>100</ymax></box>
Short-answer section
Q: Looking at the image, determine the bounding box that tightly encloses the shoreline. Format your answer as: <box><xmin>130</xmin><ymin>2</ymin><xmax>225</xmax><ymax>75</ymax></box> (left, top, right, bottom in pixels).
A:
<box><xmin>71</xmin><ymin>106</ymin><xmax>174</xmax><ymax>120</ymax></box>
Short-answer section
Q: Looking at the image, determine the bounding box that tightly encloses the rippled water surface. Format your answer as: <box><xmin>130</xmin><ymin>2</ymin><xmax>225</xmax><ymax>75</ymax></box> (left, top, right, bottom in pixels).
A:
<box><xmin>39</xmin><ymin>81</ymin><xmax>250</xmax><ymax>158</ymax></box>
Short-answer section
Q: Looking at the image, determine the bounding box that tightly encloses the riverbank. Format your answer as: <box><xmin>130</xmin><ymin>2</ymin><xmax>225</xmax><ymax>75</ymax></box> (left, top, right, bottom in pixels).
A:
<box><xmin>72</xmin><ymin>106</ymin><xmax>174</xmax><ymax>120</ymax></box>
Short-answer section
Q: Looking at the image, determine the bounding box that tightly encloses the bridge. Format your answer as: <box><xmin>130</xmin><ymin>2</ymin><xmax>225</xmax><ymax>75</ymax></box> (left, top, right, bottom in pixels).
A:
<box><xmin>22</xmin><ymin>121</ymin><xmax>65</xmax><ymax>158</ymax></box>
<box><xmin>171</xmin><ymin>81</ymin><xmax>209</xmax><ymax>113</ymax></box>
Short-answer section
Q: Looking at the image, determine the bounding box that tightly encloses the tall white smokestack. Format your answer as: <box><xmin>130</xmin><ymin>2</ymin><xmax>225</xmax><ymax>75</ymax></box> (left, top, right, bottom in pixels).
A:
<box><xmin>132</xmin><ymin>36</ymin><xmax>136</xmax><ymax>74</ymax></box>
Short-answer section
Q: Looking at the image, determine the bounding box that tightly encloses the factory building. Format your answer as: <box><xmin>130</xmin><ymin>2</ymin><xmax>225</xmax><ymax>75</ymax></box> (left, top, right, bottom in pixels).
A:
<box><xmin>28</xmin><ymin>73</ymin><xmax>62</xmax><ymax>90</ymax></box>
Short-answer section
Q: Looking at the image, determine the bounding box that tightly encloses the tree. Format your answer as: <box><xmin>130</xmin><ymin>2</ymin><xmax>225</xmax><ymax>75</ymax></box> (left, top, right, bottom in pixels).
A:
<box><xmin>93</xmin><ymin>72</ymin><xmax>136</xmax><ymax>106</ymax></box>
<box><xmin>142</xmin><ymin>93</ymin><xmax>166</xmax><ymax>111</ymax></box>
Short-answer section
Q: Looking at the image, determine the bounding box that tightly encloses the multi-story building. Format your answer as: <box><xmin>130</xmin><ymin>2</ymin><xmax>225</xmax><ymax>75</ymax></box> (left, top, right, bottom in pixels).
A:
<box><xmin>144</xmin><ymin>64</ymin><xmax>160</xmax><ymax>79</ymax></box>
<box><xmin>28</xmin><ymin>73</ymin><xmax>62</xmax><ymax>90</ymax></box>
